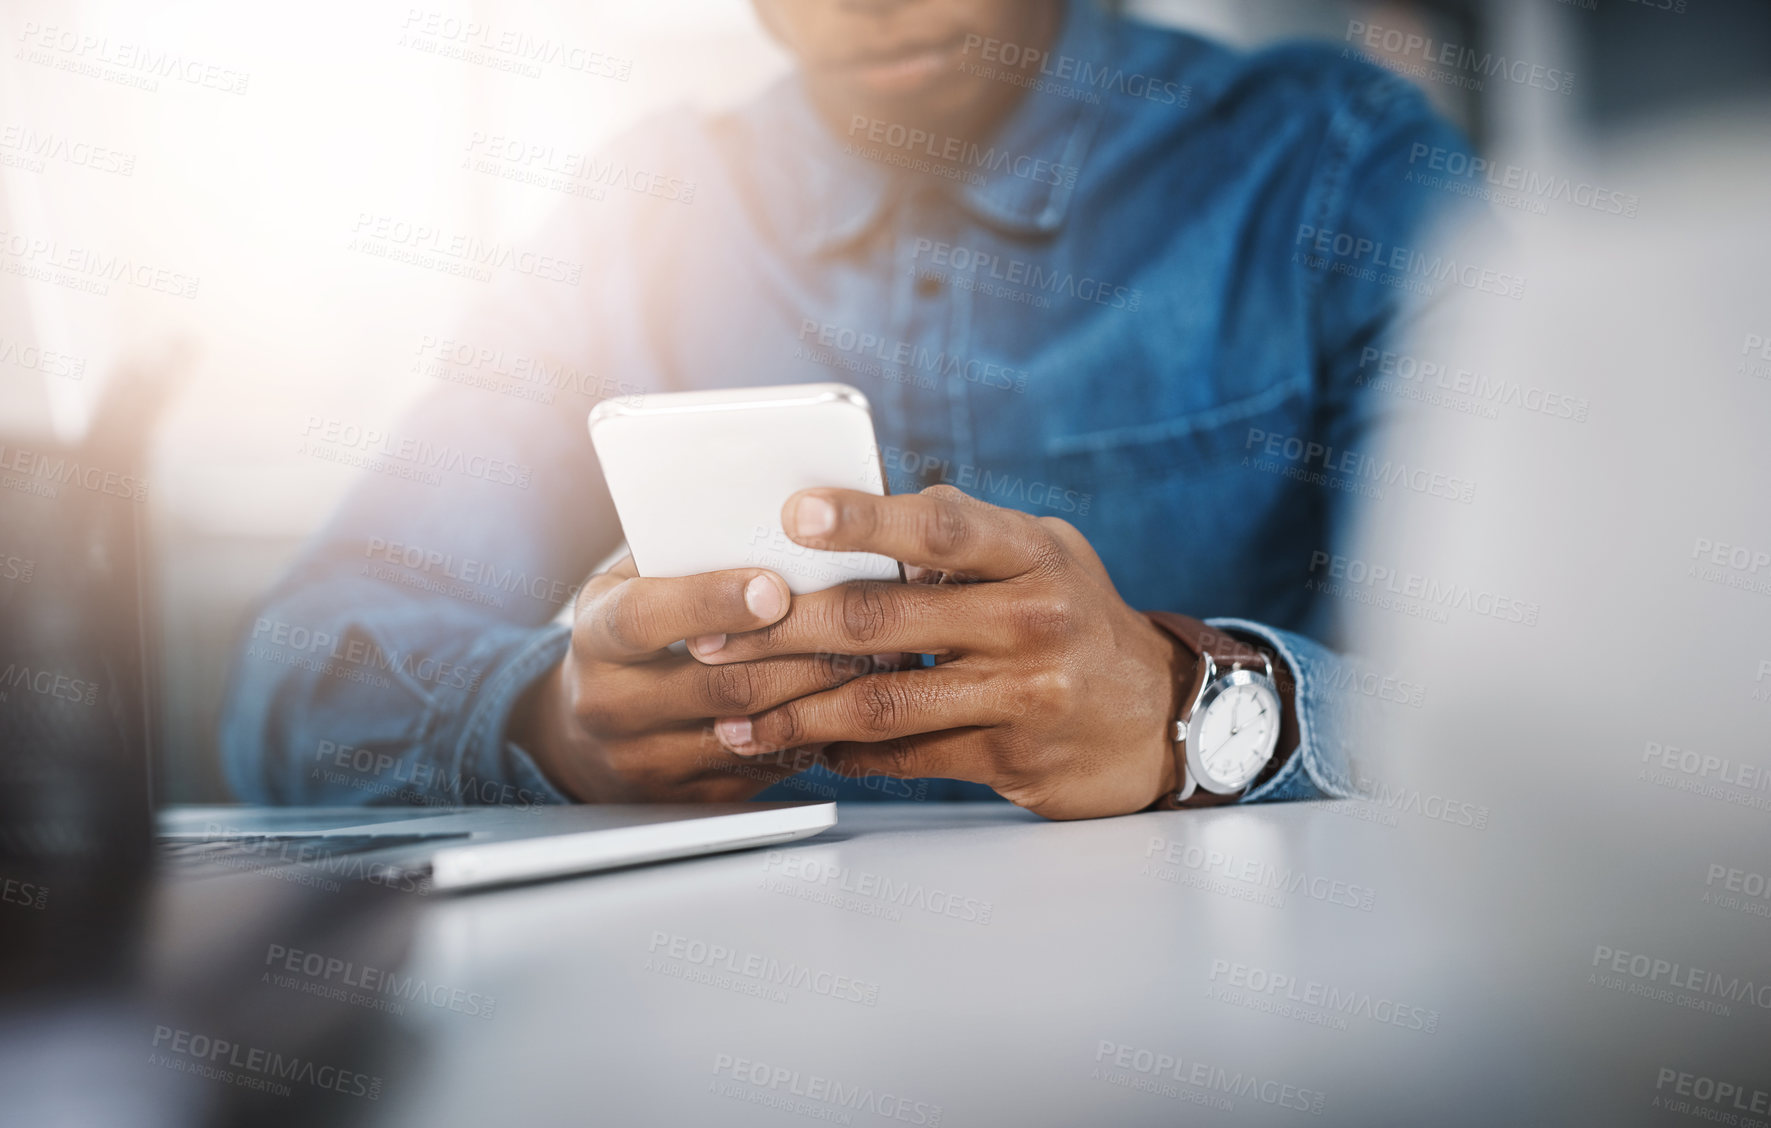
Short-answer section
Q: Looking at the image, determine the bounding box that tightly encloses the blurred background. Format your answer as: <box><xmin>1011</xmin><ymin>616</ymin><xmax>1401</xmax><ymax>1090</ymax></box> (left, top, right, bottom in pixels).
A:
<box><xmin>2</xmin><ymin>0</ymin><xmax>1768</xmax><ymax>802</ymax></box>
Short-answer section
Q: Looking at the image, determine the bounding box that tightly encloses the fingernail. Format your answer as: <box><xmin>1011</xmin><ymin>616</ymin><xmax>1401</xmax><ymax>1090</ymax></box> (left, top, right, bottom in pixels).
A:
<box><xmin>744</xmin><ymin>574</ymin><xmax>786</xmax><ymax>620</ymax></box>
<box><xmin>791</xmin><ymin>495</ymin><xmax>836</xmax><ymax>538</ymax></box>
<box><xmin>716</xmin><ymin>717</ymin><xmax>753</xmax><ymax>749</ymax></box>
<box><xmin>689</xmin><ymin>633</ymin><xmax>726</xmax><ymax>658</ymax></box>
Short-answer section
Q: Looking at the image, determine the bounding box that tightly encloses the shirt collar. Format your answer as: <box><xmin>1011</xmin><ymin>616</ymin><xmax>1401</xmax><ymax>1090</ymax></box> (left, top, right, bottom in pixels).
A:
<box><xmin>955</xmin><ymin>0</ymin><xmax>1108</xmax><ymax>238</ymax></box>
<box><xmin>769</xmin><ymin>0</ymin><xmax>1111</xmax><ymax>255</ymax></box>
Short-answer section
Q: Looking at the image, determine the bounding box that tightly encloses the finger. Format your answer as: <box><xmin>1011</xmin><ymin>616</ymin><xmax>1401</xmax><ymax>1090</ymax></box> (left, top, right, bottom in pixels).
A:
<box><xmin>566</xmin><ymin>553</ymin><xmax>642</xmax><ymax>614</ymax></box>
<box><xmin>782</xmin><ymin>485</ymin><xmax>1055</xmax><ymax>581</ymax></box>
<box><xmin>593</xmin><ymin>723</ymin><xmax>813</xmax><ymax>799</ymax></box>
<box><xmin>575</xmin><ymin>567</ymin><xmax>791</xmax><ymax>662</ymax></box>
<box><xmin>590</xmin><ymin>653</ymin><xmax>890</xmax><ymax>733</ymax></box>
<box><xmin>818</xmin><ymin>728</ymin><xmax>984</xmax><ymax>783</ymax></box>
<box><xmin>715</xmin><ymin>668</ymin><xmax>1005</xmax><ymax>755</ymax></box>
<box><xmin>692</xmin><ymin>579</ymin><xmax>1002</xmax><ymax>664</ymax></box>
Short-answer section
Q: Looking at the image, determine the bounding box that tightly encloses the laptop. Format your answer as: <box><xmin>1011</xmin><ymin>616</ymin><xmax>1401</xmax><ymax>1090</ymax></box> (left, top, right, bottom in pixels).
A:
<box><xmin>0</xmin><ymin>294</ymin><xmax>833</xmax><ymax>899</ymax></box>
<box><xmin>155</xmin><ymin>801</ymin><xmax>836</xmax><ymax>893</ymax></box>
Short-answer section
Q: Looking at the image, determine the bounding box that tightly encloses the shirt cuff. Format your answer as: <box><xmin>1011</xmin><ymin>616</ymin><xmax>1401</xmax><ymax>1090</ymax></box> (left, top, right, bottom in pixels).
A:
<box><xmin>434</xmin><ymin>622</ymin><xmax>573</xmax><ymax>807</ymax></box>
<box><xmin>1206</xmin><ymin>617</ymin><xmax>1356</xmax><ymax>803</ymax></box>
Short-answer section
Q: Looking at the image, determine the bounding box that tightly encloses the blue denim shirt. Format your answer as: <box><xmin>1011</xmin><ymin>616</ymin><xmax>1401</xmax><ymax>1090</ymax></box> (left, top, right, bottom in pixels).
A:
<box><xmin>221</xmin><ymin>0</ymin><xmax>1470</xmax><ymax>809</ymax></box>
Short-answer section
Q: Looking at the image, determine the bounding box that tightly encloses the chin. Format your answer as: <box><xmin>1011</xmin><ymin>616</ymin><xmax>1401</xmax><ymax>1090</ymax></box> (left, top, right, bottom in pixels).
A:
<box><xmin>834</xmin><ymin>76</ymin><xmax>989</xmax><ymax>135</ymax></box>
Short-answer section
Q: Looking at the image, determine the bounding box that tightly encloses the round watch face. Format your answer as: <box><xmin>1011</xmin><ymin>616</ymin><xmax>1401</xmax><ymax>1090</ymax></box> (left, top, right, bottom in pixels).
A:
<box><xmin>1191</xmin><ymin>674</ymin><xmax>1281</xmax><ymax>791</ymax></box>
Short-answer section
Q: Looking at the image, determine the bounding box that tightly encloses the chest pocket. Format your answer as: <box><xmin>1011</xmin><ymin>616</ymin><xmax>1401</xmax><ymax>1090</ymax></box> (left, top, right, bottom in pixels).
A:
<box><xmin>1042</xmin><ymin>373</ymin><xmax>1312</xmax><ymax>483</ymax></box>
<box><xmin>1006</xmin><ymin>371</ymin><xmax>1317</xmax><ymax>615</ymax></box>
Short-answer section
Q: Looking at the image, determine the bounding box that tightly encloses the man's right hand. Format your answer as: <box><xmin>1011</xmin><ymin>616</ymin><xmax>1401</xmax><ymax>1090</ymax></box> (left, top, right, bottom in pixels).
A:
<box><xmin>508</xmin><ymin>555</ymin><xmax>871</xmax><ymax>801</ymax></box>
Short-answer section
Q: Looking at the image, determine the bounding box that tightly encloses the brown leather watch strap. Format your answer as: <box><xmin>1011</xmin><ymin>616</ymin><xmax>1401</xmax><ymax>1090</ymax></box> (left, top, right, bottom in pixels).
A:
<box><xmin>1146</xmin><ymin>612</ymin><xmax>1267</xmax><ymax>673</ymax></box>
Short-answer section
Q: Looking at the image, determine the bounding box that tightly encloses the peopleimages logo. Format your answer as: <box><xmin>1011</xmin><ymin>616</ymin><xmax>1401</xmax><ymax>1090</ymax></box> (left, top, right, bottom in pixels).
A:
<box><xmin>1244</xmin><ymin>427</ymin><xmax>1476</xmax><ymax>504</ymax></box>
<box><xmin>0</xmin><ymin>229</ymin><xmax>200</xmax><ymax>299</ymax></box>
<box><xmin>1207</xmin><ymin>959</ymin><xmax>1441</xmax><ymax>1033</ymax></box>
<box><xmin>1293</xmin><ymin>224</ymin><xmax>1525</xmax><ymax>300</ymax></box>
<box><xmin>1143</xmin><ymin>836</ymin><xmax>1377</xmax><ymax>911</ymax></box>
<box><xmin>1405</xmin><ymin>143</ymin><xmax>1638</xmax><ymax>218</ymax></box>
<box><xmin>1344</xmin><ymin>20</ymin><xmax>1574</xmax><ymax>95</ymax></box>
<box><xmin>1355</xmin><ymin>346</ymin><xmax>1590</xmax><ymax>423</ymax></box>
<box><xmin>797</xmin><ymin>320</ymin><xmax>1029</xmax><ymax>394</ymax></box>
<box><xmin>1590</xmin><ymin>944</ymin><xmax>1771</xmax><ymax>1012</ymax></box>
<box><xmin>1092</xmin><ymin>1040</ymin><xmax>1327</xmax><ymax>1114</ymax></box>
<box><xmin>0</xmin><ymin>662</ymin><xmax>99</xmax><ymax>707</ymax></box>
<box><xmin>760</xmin><ymin>852</ymin><xmax>994</xmax><ymax>925</ymax></box>
<box><xmin>957</xmin><ymin>34</ymin><xmax>1188</xmax><ymax>106</ymax></box>
<box><xmin>1689</xmin><ymin>536</ymin><xmax>1771</xmax><ymax>598</ymax></box>
<box><xmin>1741</xmin><ymin>332</ymin><xmax>1771</xmax><ymax>380</ymax></box>
<box><xmin>362</xmin><ymin>536</ymin><xmax>580</xmax><ymax>607</ymax></box>
<box><xmin>14</xmin><ymin>22</ymin><xmax>252</xmax><ymax>95</ymax></box>
<box><xmin>462</xmin><ymin>133</ymin><xmax>695</xmax><ymax>204</ymax></box>
<box><xmin>397</xmin><ymin>9</ymin><xmax>632</xmax><ymax>81</ymax></box>
<box><xmin>310</xmin><ymin>739</ymin><xmax>546</xmax><ymax>809</ymax></box>
<box><xmin>263</xmin><ymin>943</ymin><xmax>496</xmax><ymax>1018</ymax></box>
<box><xmin>1347</xmin><ymin>773</ymin><xmax>1489</xmax><ymax>830</ymax></box>
<box><xmin>846</xmin><ymin>113</ymin><xmax>1079</xmax><ymax>189</ymax></box>
<box><xmin>1640</xmin><ymin>742</ymin><xmax>1770</xmax><ymax>793</ymax></box>
<box><xmin>299</xmin><ymin>415</ymin><xmax>533</xmax><ymax>489</ymax></box>
<box><xmin>1704</xmin><ymin>863</ymin><xmax>1771</xmax><ymax>920</ymax></box>
<box><xmin>249</xmin><ymin>616</ymin><xmax>483</xmax><ymax>693</ymax></box>
<box><xmin>709</xmin><ymin>1054</ymin><xmax>942</xmax><ymax>1125</ymax></box>
<box><xmin>647</xmin><ymin>931</ymin><xmax>882</xmax><ymax>1006</ymax></box>
<box><xmin>0</xmin><ymin>333</ymin><xmax>87</xmax><ymax>380</ymax></box>
<box><xmin>347</xmin><ymin>213</ymin><xmax>582</xmax><ymax>286</ymax></box>
<box><xmin>1306</xmin><ymin>551</ymin><xmax>1541</xmax><ymax>626</ymax></box>
<box><xmin>1654</xmin><ymin>1068</ymin><xmax>1771</xmax><ymax>1120</ymax></box>
<box><xmin>911</xmin><ymin>238</ymin><xmax>1142</xmax><ymax>311</ymax></box>
<box><xmin>0</xmin><ymin>441</ymin><xmax>148</xmax><ymax>502</ymax></box>
<box><xmin>880</xmin><ymin>446</ymin><xmax>1092</xmax><ymax>518</ymax></box>
<box><xmin>149</xmin><ymin>1026</ymin><xmax>381</xmax><ymax>1100</ymax></box>
<box><xmin>0</xmin><ymin>124</ymin><xmax>137</xmax><ymax>177</ymax></box>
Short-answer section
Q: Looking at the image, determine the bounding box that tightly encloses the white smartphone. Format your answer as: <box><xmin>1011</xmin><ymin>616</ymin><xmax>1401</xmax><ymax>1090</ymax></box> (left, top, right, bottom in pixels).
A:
<box><xmin>586</xmin><ymin>383</ymin><xmax>901</xmax><ymax>595</ymax></box>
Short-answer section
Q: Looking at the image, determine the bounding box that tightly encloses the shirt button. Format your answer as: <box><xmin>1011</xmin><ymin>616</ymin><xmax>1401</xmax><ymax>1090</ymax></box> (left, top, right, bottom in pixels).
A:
<box><xmin>915</xmin><ymin>273</ymin><xmax>942</xmax><ymax>298</ymax></box>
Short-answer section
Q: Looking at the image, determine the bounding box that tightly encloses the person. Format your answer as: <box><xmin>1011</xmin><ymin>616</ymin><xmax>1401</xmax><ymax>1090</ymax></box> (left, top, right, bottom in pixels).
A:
<box><xmin>222</xmin><ymin>0</ymin><xmax>1472</xmax><ymax>818</ymax></box>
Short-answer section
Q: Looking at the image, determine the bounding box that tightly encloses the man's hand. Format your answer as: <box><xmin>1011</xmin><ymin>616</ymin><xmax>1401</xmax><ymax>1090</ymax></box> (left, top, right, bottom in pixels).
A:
<box><xmin>691</xmin><ymin>486</ymin><xmax>1192</xmax><ymax>819</ymax></box>
<box><xmin>510</xmin><ymin>556</ymin><xmax>882</xmax><ymax>801</ymax></box>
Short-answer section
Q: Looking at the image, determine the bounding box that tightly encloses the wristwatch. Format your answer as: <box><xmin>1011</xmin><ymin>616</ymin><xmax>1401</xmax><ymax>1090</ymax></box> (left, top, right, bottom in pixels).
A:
<box><xmin>1146</xmin><ymin>613</ymin><xmax>1283</xmax><ymax>808</ymax></box>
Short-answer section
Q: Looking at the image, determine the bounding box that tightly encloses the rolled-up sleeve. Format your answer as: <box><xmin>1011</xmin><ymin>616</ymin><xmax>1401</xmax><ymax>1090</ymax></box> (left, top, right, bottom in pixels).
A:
<box><xmin>219</xmin><ymin>201</ymin><xmax>642</xmax><ymax>805</ymax></box>
<box><xmin>1209</xmin><ymin>617</ymin><xmax>1357</xmax><ymax>803</ymax></box>
<box><xmin>1216</xmin><ymin>67</ymin><xmax>1480</xmax><ymax>807</ymax></box>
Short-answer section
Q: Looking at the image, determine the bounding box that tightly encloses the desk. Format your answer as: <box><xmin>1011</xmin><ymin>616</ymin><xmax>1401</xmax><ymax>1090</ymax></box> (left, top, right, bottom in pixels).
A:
<box><xmin>21</xmin><ymin>798</ymin><xmax>1771</xmax><ymax>1127</ymax></box>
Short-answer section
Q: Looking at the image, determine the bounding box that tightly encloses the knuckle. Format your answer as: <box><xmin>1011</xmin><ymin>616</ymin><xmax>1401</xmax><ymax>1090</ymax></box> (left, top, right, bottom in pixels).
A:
<box><xmin>748</xmin><ymin>615</ymin><xmax>791</xmax><ymax>653</ymax></box>
<box><xmin>918</xmin><ymin>499</ymin><xmax>971</xmax><ymax>558</ymax></box>
<box><xmin>570</xmin><ymin>697</ymin><xmax>611</xmax><ymax>734</ymax></box>
<box><xmin>1023</xmin><ymin>667</ymin><xmax>1078</xmax><ymax>708</ymax></box>
<box><xmin>768</xmin><ymin>705</ymin><xmax>805</xmax><ymax>748</ymax></box>
<box><xmin>569</xmin><ymin>605</ymin><xmax>598</xmax><ymax>655</ymax></box>
<box><xmin>820</xmin><ymin>652</ymin><xmax>869</xmax><ymax>687</ymax></box>
<box><xmin>920</xmin><ymin>484</ymin><xmax>968</xmax><ymax>504</ymax></box>
<box><xmin>1014</xmin><ymin>594</ymin><xmax>1076</xmax><ymax>639</ymax></box>
<box><xmin>1036</xmin><ymin>515</ymin><xmax>1080</xmax><ymax>544</ymax></box>
<box><xmin>597</xmin><ymin>584</ymin><xmax>652</xmax><ymax>652</ymax></box>
<box><xmin>879</xmin><ymin>737</ymin><xmax>918</xmax><ymax>777</ymax></box>
<box><xmin>603</xmin><ymin>740</ymin><xmax>662</xmax><ymax>784</ymax></box>
<box><xmin>1026</xmin><ymin>526</ymin><xmax>1071</xmax><ymax>575</ymax></box>
<box><xmin>705</xmin><ymin>661</ymin><xmax>760</xmax><ymax>715</ymax></box>
<box><xmin>852</xmin><ymin>678</ymin><xmax>904</xmax><ymax>737</ymax></box>
<box><xmin>840</xmin><ymin>582</ymin><xmax>897</xmax><ymax>646</ymax></box>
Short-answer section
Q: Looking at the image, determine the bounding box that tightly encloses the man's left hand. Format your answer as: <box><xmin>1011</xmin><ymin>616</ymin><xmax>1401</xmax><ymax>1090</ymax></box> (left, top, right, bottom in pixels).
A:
<box><xmin>688</xmin><ymin>485</ymin><xmax>1192</xmax><ymax>819</ymax></box>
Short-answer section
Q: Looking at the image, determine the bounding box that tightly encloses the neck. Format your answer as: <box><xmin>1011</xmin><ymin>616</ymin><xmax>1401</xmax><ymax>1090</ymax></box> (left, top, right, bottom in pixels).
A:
<box><xmin>805</xmin><ymin>1</ymin><xmax>1065</xmax><ymax>149</ymax></box>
